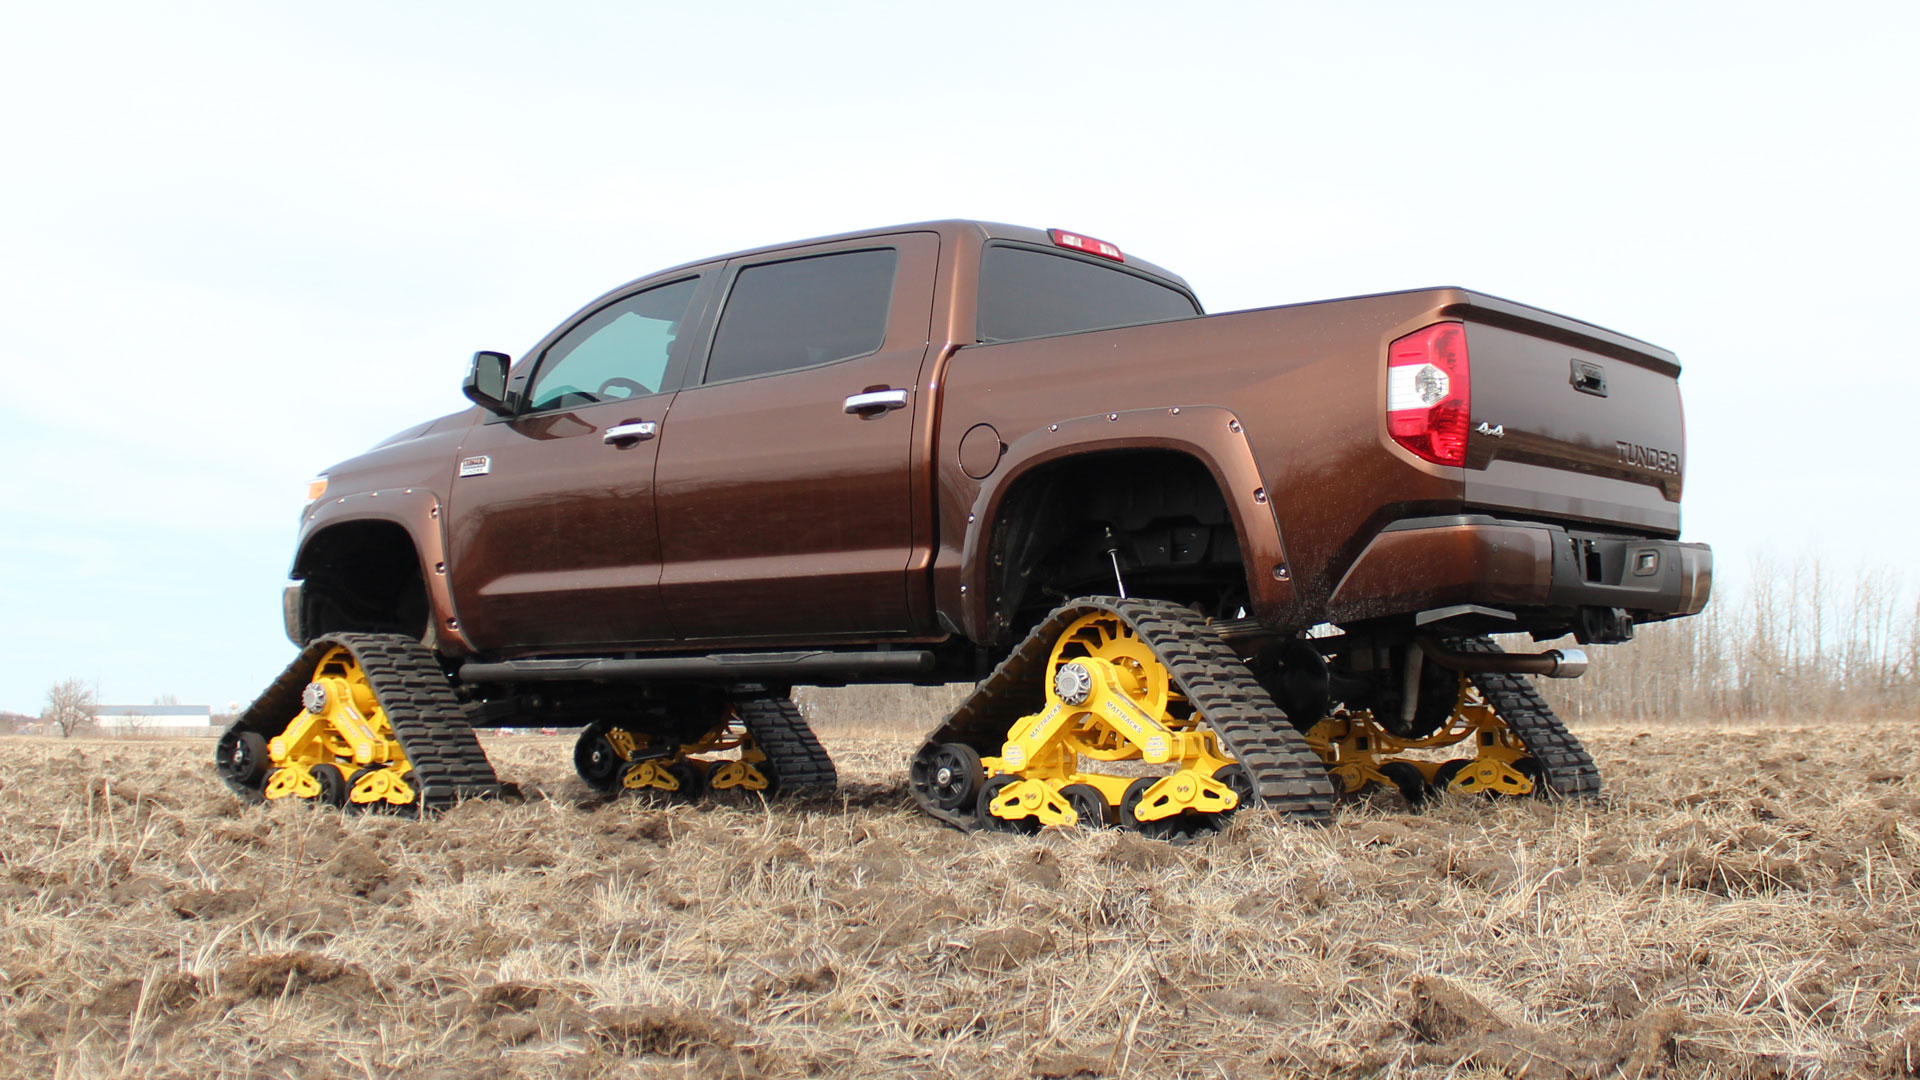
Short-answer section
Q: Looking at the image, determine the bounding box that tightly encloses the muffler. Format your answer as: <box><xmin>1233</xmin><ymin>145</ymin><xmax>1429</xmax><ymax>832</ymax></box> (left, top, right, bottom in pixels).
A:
<box><xmin>1415</xmin><ymin>636</ymin><xmax>1588</xmax><ymax>679</ymax></box>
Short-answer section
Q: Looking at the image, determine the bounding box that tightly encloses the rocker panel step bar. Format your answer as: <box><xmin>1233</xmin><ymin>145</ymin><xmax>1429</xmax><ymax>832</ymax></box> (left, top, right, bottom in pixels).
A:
<box><xmin>461</xmin><ymin>649</ymin><xmax>937</xmax><ymax>683</ymax></box>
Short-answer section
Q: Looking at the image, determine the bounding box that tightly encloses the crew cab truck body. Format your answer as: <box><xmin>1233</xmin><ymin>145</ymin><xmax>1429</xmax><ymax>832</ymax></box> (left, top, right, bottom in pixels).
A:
<box><xmin>291</xmin><ymin>221</ymin><xmax>1706</xmax><ymax>670</ymax></box>
<box><xmin>246</xmin><ymin>220</ymin><xmax>1709</xmax><ymax>823</ymax></box>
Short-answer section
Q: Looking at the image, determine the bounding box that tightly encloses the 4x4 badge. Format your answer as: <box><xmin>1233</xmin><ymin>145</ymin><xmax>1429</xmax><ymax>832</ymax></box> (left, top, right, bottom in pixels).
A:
<box><xmin>1475</xmin><ymin>422</ymin><xmax>1505</xmax><ymax>438</ymax></box>
<box><xmin>458</xmin><ymin>455</ymin><xmax>491</xmax><ymax>477</ymax></box>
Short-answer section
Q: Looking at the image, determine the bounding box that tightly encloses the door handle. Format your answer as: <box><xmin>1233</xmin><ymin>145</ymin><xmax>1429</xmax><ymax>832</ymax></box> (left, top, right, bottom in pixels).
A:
<box><xmin>843</xmin><ymin>389</ymin><xmax>909</xmax><ymax>415</ymax></box>
<box><xmin>602</xmin><ymin>420</ymin><xmax>657</xmax><ymax>444</ymax></box>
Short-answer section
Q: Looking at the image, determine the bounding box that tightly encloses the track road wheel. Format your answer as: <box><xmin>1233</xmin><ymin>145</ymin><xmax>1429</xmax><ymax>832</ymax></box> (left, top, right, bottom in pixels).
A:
<box><xmin>310</xmin><ymin>763</ymin><xmax>348</xmax><ymax>807</ymax></box>
<box><xmin>1431</xmin><ymin>758</ymin><xmax>1471</xmax><ymax>794</ymax></box>
<box><xmin>1377</xmin><ymin>760</ymin><xmax>1432</xmax><ymax>807</ymax></box>
<box><xmin>705</xmin><ymin>732</ymin><xmax>778</xmax><ymax>800</ymax></box>
<box><xmin>349</xmin><ymin>764</ymin><xmax>418</xmax><ymax>809</ymax></box>
<box><xmin>1213</xmin><ymin>763</ymin><xmax>1255</xmax><ymax>810</ymax></box>
<box><xmin>1120</xmin><ymin>777</ymin><xmax>1229</xmax><ymax>843</ymax></box>
<box><xmin>666</xmin><ymin>759</ymin><xmax>707</xmax><ymax>801</ymax></box>
<box><xmin>1117</xmin><ymin>777</ymin><xmax>1159</xmax><ymax>830</ymax></box>
<box><xmin>976</xmin><ymin>775</ymin><xmax>1040</xmax><ymax>834</ymax></box>
<box><xmin>1059</xmin><ymin>783</ymin><xmax>1113</xmax><ymax>828</ymax></box>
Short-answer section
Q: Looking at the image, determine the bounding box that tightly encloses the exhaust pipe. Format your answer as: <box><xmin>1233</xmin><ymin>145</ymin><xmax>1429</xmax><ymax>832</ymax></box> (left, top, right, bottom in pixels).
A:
<box><xmin>1415</xmin><ymin>636</ymin><xmax>1588</xmax><ymax>679</ymax></box>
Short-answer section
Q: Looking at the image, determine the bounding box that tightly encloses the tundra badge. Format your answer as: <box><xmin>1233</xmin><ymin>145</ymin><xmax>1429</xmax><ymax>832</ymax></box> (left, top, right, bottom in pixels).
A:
<box><xmin>458</xmin><ymin>455</ymin><xmax>491</xmax><ymax>478</ymax></box>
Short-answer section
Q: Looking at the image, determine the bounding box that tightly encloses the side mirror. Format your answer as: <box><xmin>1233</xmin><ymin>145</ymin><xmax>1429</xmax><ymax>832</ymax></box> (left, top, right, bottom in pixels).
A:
<box><xmin>463</xmin><ymin>351</ymin><xmax>514</xmax><ymax>416</ymax></box>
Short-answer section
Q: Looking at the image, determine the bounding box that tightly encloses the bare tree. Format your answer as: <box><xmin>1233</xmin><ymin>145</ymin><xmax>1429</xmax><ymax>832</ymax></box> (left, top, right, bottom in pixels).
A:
<box><xmin>42</xmin><ymin>678</ymin><xmax>98</xmax><ymax>738</ymax></box>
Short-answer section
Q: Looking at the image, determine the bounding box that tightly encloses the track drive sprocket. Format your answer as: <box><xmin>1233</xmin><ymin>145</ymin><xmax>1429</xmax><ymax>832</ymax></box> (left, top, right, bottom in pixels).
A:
<box><xmin>910</xmin><ymin>597</ymin><xmax>1333</xmax><ymax>838</ymax></box>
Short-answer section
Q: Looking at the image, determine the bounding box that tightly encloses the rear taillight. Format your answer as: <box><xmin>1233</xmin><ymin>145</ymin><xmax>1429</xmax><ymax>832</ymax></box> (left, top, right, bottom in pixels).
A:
<box><xmin>1386</xmin><ymin>322</ymin><xmax>1471</xmax><ymax>467</ymax></box>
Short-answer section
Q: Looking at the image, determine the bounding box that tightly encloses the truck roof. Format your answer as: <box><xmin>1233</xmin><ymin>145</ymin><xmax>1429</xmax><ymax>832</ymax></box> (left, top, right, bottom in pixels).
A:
<box><xmin>644</xmin><ymin>220</ymin><xmax>1194</xmax><ymax>293</ymax></box>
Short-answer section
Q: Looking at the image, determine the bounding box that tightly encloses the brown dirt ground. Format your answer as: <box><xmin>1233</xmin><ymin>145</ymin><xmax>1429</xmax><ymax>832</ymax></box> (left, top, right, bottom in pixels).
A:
<box><xmin>1</xmin><ymin>718</ymin><xmax>1917</xmax><ymax>1079</ymax></box>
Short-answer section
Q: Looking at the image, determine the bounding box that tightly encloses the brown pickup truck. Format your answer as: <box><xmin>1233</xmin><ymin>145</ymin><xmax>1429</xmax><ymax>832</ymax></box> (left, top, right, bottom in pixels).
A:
<box><xmin>217</xmin><ymin>220</ymin><xmax>1710</xmax><ymax>839</ymax></box>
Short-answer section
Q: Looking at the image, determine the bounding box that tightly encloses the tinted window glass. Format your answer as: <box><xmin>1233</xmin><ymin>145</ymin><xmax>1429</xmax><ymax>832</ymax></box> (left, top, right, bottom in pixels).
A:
<box><xmin>705</xmin><ymin>249</ymin><xmax>898</xmax><ymax>383</ymax></box>
<box><xmin>528</xmin><ymin>277</ymin><xmax>699</xmax><ymax>411</ymax></box>
<box><xmin>978</xmin><ymin>245</ymin><xmax>1199</xmax><ymax>342</ymax></box>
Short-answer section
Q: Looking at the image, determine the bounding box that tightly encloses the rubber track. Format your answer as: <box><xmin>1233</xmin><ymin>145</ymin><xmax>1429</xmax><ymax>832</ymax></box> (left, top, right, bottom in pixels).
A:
<box><xmin>734</xmin><ymin>692</ymin><xmax>837</xmax><ymax>797</ymax></box>
<box><xmin>909</xmin><ymin>597</ymin><xmax>1335</xmax><ymax>829</ymax></box>
<box><xmin>1449</xmin><ymin>635</ymin><xmax>1603</xmax><ymax>798</ymax></box>
<box><xmin>216</xmin><ymin>633</ymin><xmax>502</xmax><ymax>809</ymax></box>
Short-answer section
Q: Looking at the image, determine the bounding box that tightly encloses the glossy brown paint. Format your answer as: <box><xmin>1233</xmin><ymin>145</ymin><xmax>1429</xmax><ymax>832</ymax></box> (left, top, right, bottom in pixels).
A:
<box><xmin>445</xmin><ymin>395</ymin><xmax>676</xmax><ymax>648</ymax></box>
<box><xmin>934</xmin><ymin>404</ymin><xmax>1292</xmax><ymax>641</ymax></box>
<box><xmin>294</xmin><ymin>416</ymin><xmax>474</xmax><ymax>652</ymax></box>
<box><xmin>439</xmin><ymin>268</ymin><xmax>722</xmax><ymax>651</ymax></box>
<box><xmin>1462</xmin><ymin>319</ymin><xmax>1683</xmax><ymax>532</ymax></box>
<box><xmin>933</xmin><ymin>291</ymin><xmax>1474</xmax><ymax>635</ymax></box>
<box><xmin>652</xmin><ymin>232</ymin><xmax>941</xmax><ymax>642</ymax></box>
<box><xmin>290</xmin><ymin>219</ymin><xmax>1707</xmax><ymax>664</ymax></box>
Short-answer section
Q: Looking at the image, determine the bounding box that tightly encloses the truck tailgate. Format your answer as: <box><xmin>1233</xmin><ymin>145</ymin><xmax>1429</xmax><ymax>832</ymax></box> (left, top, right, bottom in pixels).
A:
<box><xmin>1460</xmin><ymin>300</ymin><xmax>1685</xmax><ymax>536</ymax></box>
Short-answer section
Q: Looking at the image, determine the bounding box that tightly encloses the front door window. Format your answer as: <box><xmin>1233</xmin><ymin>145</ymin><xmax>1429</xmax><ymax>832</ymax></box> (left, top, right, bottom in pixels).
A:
<box><xmin>527</xmin><ymin>277</ymin><xmax>700</xmax><ymax>411</ymax></box>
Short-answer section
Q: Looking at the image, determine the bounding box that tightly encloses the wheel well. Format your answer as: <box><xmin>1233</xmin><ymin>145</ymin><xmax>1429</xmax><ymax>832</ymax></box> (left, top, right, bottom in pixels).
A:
<box><xmin>984</xmin><ymin>450</ymin><xmax>1247</xmax><ymax>645</ymax></box>
<box><xmin>293</xmin><ymin>521</ymin><xmax>430</xmax><ymax>643</ymax></box>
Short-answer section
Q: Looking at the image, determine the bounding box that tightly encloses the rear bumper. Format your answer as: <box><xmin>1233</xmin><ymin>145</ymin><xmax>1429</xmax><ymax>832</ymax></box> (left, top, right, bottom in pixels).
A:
<box><xmin>1326</xmin><ymin>515</ymin><xmax>1711</xmax><ymax>627</ymax></box>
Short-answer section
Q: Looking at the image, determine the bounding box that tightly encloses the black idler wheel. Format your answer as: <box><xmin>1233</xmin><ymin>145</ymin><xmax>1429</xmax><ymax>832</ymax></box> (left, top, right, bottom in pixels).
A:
<box><xmin>926</xmin><ymin>743</ymin><xmax>985</xmax><ymax>812</ymax></box>
<box><xmin>222</xmin><ymin>731</ymin><xmax>270</xmax><ymax>788</ymax></box>
<box><xmin>1059</xmin><ymin>783</ymin><xmax>1113</xmax><ymax>828</ymax></box>
<box><xmin>574</xmin><ymin>720</ymin><xmax>636</xmax><ymax>793</ymax></box>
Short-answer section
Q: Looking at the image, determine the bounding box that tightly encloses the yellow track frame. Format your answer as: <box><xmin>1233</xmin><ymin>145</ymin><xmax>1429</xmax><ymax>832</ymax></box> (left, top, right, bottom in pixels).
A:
<box><xmin>1304</xmin><ymin>676</ymin><xmax>1534</xmax><ymax>797</ymax></box>
<box><xmin>981</xmin><ymin>612</ymin><xmax>1240</xmax><ymax>828</ymax></box>
<box><xmin>614</xmin><ymin>709</ymin><xmax>773</xmax><ymax>795</ymax></box>
<box><xmin>261</xmin><ymin>645</ymin><xmax>415</xmax><ymax>807</ymax></box>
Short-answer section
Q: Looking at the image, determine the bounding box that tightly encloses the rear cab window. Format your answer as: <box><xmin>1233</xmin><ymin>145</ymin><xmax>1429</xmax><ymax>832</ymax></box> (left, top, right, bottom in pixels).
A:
<box><xmin>977</xmin><ymin>244</ymin><xmax>1200</xmax><ymax>343</ymax></box>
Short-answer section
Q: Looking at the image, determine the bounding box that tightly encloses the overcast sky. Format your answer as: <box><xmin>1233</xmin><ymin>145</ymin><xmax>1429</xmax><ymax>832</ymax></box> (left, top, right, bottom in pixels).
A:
<box><xmin>1</xmin><ymin>0</ymin><xmax>1914</xmax><ymax>713</ymax></box>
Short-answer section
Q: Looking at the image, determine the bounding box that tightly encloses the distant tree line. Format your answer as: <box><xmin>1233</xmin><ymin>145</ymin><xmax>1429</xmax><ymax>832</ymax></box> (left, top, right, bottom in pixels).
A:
<box><xmin>1520</xmin><ymin>555</ymin><xmax>1920</xmax><ymax>722</ymax></box>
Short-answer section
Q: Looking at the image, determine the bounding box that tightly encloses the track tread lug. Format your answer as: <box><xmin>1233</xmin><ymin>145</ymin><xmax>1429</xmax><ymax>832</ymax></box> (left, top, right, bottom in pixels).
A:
<box><xmin>733</xmin><ymin>692</ymin><xmax>837</xmax><ymax>797</ymax></box>
<box><xmin>1444</xmin><ymin>635</ymin><xmax>1602</xmax><ymax>798</ymax></box>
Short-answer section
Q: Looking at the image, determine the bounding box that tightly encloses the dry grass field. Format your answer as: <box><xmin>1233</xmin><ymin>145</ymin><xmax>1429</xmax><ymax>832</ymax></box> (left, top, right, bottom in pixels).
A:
<box><xmin>2</xmin><ymin>716</ymin><xmax>1918</xmax><ymax>1079</ymax></box>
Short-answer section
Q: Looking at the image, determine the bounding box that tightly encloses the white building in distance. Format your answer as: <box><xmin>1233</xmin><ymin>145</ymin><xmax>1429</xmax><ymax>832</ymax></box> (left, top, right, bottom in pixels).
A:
<box><xmin>94</xmin><ymin>705</ymin><xmax>215</xmax><ymax>735</ymax></box>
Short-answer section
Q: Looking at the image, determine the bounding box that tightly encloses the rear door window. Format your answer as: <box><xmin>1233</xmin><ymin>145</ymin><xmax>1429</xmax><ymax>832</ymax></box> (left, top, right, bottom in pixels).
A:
<box><xmin>703</xmin><ymin>248</ymin><xmax>899</xmax><ymax>383</ymax></box>
<box><xmin>978</xmin><ymin>244</ymin><xmax>1199</xmax><ymax>342</ymax></box>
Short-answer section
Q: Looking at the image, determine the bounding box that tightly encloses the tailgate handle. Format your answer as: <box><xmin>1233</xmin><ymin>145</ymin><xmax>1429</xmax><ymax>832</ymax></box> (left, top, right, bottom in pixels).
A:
<box><xmin>1570</xmin><ymin>359</ymin><xmax>1608</xmax><ymax>397</ymax></box>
